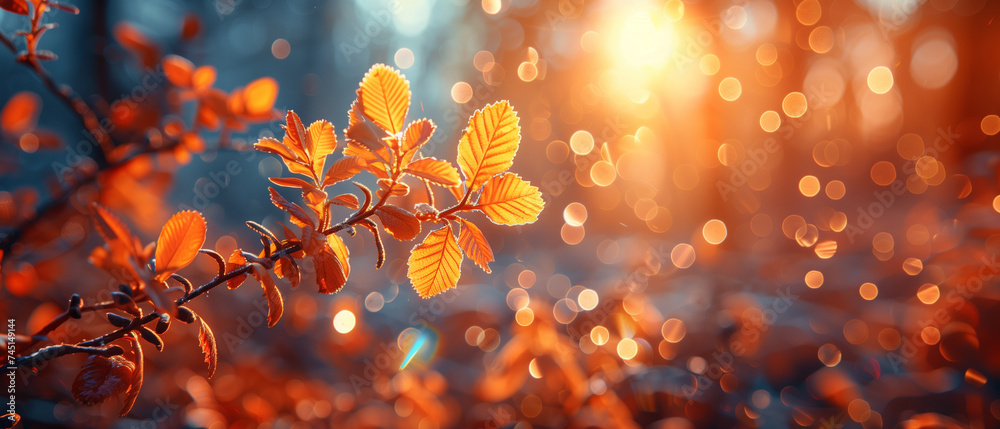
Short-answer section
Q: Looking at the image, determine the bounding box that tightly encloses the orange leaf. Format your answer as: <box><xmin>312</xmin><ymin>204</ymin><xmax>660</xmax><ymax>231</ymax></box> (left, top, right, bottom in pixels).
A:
<box><xmin>226</xmin><ymin>250</ymin><xmax>248</xmax><ymax>289</ymax></box>
<box><xmin>283</xmin><ymin>111</ymin><xmax>309</xmax><ymax>162</ymax></box>
<box><xmin>119</xmin><ymin>335</ymin><xmax>144</xmax><ymax>416</ymax></box>
<box><xmin>330</xmin><ymin>193</ymin><xmax>360</xmax><ymax>209</ymax></box>
<box><xmin>327</xmin><ymin>233</ymin><xmax>351</xmax><ymax>279</ymax></box>
<box><xmin>404</xmin><ymin>157</ymin><xmax>461</xmax><ymax>187</ymax></box>
<box><xmin>255</xmin><ymin>136</ymin><xmax>298</xmax><ymax>161</ymax></box>
<box><xmin>375</xmin><ymin>205</ymin><xmax>421</xmax><ymax>240</ymax></box>
<box><xmin>476</xmin><ymin>173</ymin><xmax>544</xmax><ymax>225</ymax></box>
<box><xmin>243</xmin><ymin>77</ymin><xmax>278</xmax><ymax>116</ymax></box>
<box><xmin>196</xmin><ymin>314</ymin><xmax>218</xmax><ymax>378</ymax></box>
<box><xmin>308</xmin><ymin>119</ymin><xmax>338</xmax><ymax>176</ymax></box>
<box><xmin>322</xmin><ymin>156</ymin><xmax>366</xmax><ymax>187</ymax></box>
<box><xmin>192</xmin><ymin>66</ymin><xmax>217</xmax><ymax>90</ymax></box>
<box><xmin>275</xmin><ymin>256</ymin><xmax>301</xmax><ymax>287</ymax></box>
<box><xmin>91</xmin><ymin>203</ymin><xmax>135</xmax><ymax>251</ymax></box>
<box><xmin>457</xmin><ymin>101</ymin><xmax>521</xmax><ymax>191</ymax></box>
<box><xmin>377</xmin><ymin>179</ymin><xmax>409</xmax><ymax>198</ymax></box>
<box><xmin>251</xmin><ymin>263</ymin><xmax>283</xmax><ymax>327</ymax></box>
<box><xmin>456</xmin><ymin>218</ymin><xmax>494</xmax><ymax>274</ymax></box>
<box><xmin>407</xmin><ymin>224</ymin><xmax>462</xmax><ymax>298</ymax></box>
<box><xmin>270</xmin><ymin>177</ymin><xmax>315</xmax><ymax>190</ymax></box>
<box><xmin>114</xmin><ymin>23</ymin><xmax>158</xmax><ymax>68</ymax></box>
<box><xmin>357</xmin><ymin>64</ymin><xmax>410</xmax><ymax>134</ymax></box>
<box><xmin>162</xmin><ymin>55</ymin><xmax>194</xmax><ymax>88</ymax></box>
<box><xmin>71</xmin><ymin>355</ymin><xmax>135</xmax><ymax>406</ymax></box>
<box><xmin>401</xmin><ymin>118</ymin><xmax>435</xmax><ymax>153</ymax></box>
<box><xmin>313</xmin><ymin>248</ymin><xmax>346</xmax><ymax>294</ymax></box>
<box><xmin>0</xmin><ymin>0</ymin><xmax>29</xmax><ymax>15</ymax></box>
<box><xmin>154</xmin><ymin>211</ymin><xmax>207</xmax><ymax>280</ymax></box>
<box><xmin>269</xmin><ymin>187</ymin><xmax>314</xmax><ymax>229</ymax></box>
<box><xmin>1</xmin><ymin>91</ymin><xmax>40</xmax><ymax>134</ymax></box>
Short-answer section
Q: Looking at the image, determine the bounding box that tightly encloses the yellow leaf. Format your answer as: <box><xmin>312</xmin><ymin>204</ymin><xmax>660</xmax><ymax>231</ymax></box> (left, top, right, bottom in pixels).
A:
<box><xmin>457</xmin><ymin>101</ymin><xmax>521</xmax><ymax>191</ymax></box>
<box><xmin>404</xmin><ymin>157</ymin><xmax>461</xmax><ymax>187</ymax></box>
<box><xmin>154</xmin><ymin>211</ymin><xmax>207</xmax><ymax>280</ymax></box>
<box><xmin>357</xmin><ymin>64</ymin><xmax>410</xmax><ymax>134</ymax></box>
<box><xmin>407</xmin><ymin>224</ymin><xmax>462</xmax><ymax>298</ymax></box>
<box><xmin>375</xmin><ymin>205</ymin><xmax>421</xmax><ymax>240</ymax></box>
<box><xmin>476</xmin><ymin>173</ymin><xmax>544</xmax><ymax>225</ymax></box>
<box><xmin>322</xmin><ymin>155</ymin><xmax>366</xmax><ymax>187</ymax></box>
<box><xmin>308</xmin><ymin>119</ymin><xmax>338</xmax><ymax>176</ymax></box>
<box><xmin>401</xmin><ymin>118</ymin><xmax>435</xmax><ymax>152</ymax></box>
<box><xmin>251</xmin><ymin>263</ymin><xmax>283</xmax><ymax>327</ymax></box>
<box><xmin>456</xmin><ymin>218</ymin><xmax>494</xmax><ymax>274</ymax></box>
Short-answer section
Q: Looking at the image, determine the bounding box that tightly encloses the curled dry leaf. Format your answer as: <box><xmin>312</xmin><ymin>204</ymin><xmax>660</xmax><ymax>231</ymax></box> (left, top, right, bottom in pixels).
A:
<box><xmin>251</xmin><ymin>263</ymin><xmax>283</xmax><ymax>327</ymax></box>
<box><xmin>196</xmin><ymin>314</ymin><xmax>218</xmax><ymax>378</ymax></box>
<box><xmin>71</xmin><ymin>355</ymin><xmax>135</xmax><ymax>406</ymax></box>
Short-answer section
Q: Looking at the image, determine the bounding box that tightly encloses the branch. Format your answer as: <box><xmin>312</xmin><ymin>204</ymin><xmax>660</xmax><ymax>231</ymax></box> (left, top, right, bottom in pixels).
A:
<box><xmin>14</xmin><ymin>344</ymin><xmax>123</xmax><ymax>368</ymax></box>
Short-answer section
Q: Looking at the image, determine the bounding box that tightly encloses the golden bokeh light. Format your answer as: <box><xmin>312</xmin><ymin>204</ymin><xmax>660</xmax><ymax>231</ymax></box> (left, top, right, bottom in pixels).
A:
<box><xmin>782</xmin><ymin>92</ymin><xmax>808</xmax><ymax>118</ymax></box>
<box><xmin>700</xmin><ymin>54</ymin><xmax>720</xmax><ymax>75</ymax></box>
<box><xmin>570</xmin><ymin>130</ymin><xmax>594</xmax><ymax>155</ymax></box>
<box><xmin>617</xmin><ymin>338</ymin><xmax>638</xmax><ymax>360</ymax></box>
<box><xmin>394</xmin><ymin>48</ymin><xmax>414</xmax><ymax>69</ymax></box>
<box><xmin>451</xmin><ymin>82</ymin><xmax>472</xmax><ymax>103</ymax></box>
<box><xmin>718</xmin><ymin>77</ymin><xmax>742</xmax><ymax>101</ymax></box>
<box><xmin>867</xmin><ymin>66</ymin><xmax>894</xmax><ymax>94</ymax></box>
<box><xmin>702</xmin><ymin>219</ymin><xmax>727</xmax><ymax>245</ymax></box>
<box><xmin>805</xmin><ymin>270</ymin><xmax>824</xmax><ymax>288</ymax></box>
<box><xmin>859</xmin><ymin>282</ymin><xmax>878</xmax><ymax>300</ymax></box>
<box><xmin>333</xmin><ymin>310</ymin><xmax>356</xmax><ymax>334</ymax></box>
<box><xmin>760</xmin><ymin>110</ymin><xmax>780</xmax><ymax>132</ymax></box>
<box><xmin>982</xmin><ymin>114</ymin><xmax>1000</xmax><ymax>136</ymax></box>
<box><xmin>799</xmin><ymin>175</ymin><xmax>820</xmax><ymax>197</ymax></box>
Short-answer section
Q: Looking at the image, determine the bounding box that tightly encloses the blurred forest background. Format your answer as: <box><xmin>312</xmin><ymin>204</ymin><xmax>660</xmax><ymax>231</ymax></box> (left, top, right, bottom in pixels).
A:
<box><xmin>3</xmin><ymin>0</ymin><xmax>1000</xmax><ymax>427</ymax></box>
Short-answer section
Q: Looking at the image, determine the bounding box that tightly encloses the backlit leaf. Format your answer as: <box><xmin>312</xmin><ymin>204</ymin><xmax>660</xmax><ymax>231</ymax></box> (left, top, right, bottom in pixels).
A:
<box><xmin>322</xmin><ymin>155</ymin><xmax>366</xmax><ymax>187</ymax></box>
<box><xmin>1</xmin><ymin>91</ymin><xmax>40</xmax><ymax>134</ymax></box>
<box><xmin>308</xmin><ymin>119</ymin><xmax>338</xmax><ymax>176</ymax></box>
<box><xmin>251</xmin><ymin>263</ymin><xmax>283</xmax><ymax>327</ymax></box>
<box><xmin>457</xmin><ymin>101</ymin><xmax>521</xmax><ymax>191</ymax></box>
<box><xmin>327</xmin><ymin>233</ymin><xmax>351</xmax><ymax>280</ymax></box>
<box><xmin>476</xmin><ymin>173</ymin><xmax>544</xmax><ymax>225</ymax></box>
<box><xmin>283</xmin><ymin>111</ymin><xmax>309</xmax><ymax>162</ymax></box>
<box><xmin>269</xmin><ymin>187</ymin><xmax>314</xmax><ymax>228</ymax></box>
<box><xmin>154</xmin><ymin>211</ymin><xmax>207</xmax><ymax>280</ymax></box>
<box><xmin>401</xmin><ymin>118</ymin><xmax>435</xmax><ymax>152</ymax></box>
<box><xmin>195</xmin><ymin>314</ymin><xmax>217</xmax><ymax>378</ymax></box>
<box><xmin>376</xmin><ymin>205</ymin><xmax>421</xmax><ymax>240</ymax></box>
<box><xmin>269</xmin><ymin>177</ymin><xmax>314</xmax><ymax>190</ymax></box>
<box><xmin>243</xmin><ymin>77</ymin><xmax>278</xmax><ymax>116</ymax></box>
<box><xmin>404</xmin><ymin>157</ymin><xmax>461</xmax><ymax>187</ymax></box>
<box><xmin>313</xmin><ymin>248</ymin><xmax>346</xmax><ymax>294</ymax></box>
<box><xmin>119</xmin><ymin>335</ymin><xmax>144</xmax><ymax>416</ymax></box>
<box><xmin>113</xmin><ymin>23</ymin><xmax>158</xmax><ymax>68</ymax></box>
<box><xmin>330</xmin><ymin>193</ymin><xmax>360</xmax><ymax>209</ymax></box>
<box><xmin>226</xmin><ymin>250</ymin><xmax>247</xmax><ymax>289</ymax></box>
<box><xmin>254</xmin><ymin>136</ymin><xmax>298</xmax><ymax>162</ymax></box>
<box><xmin>456</xmin><ymin>218</ymin><xmax>494</xmax><ymax>274</ymax></box>
<box><xmin>377</xmin><ymin>179</ymin><xmax>409</xmax><ymax>198</ymax></box>
<box><xmin>162</xmin><ymin>55</ymin><xmax>194</xmax><ymax>88</ymax></box>
<box><xmin>407</xmin><ymin>224</ymin><xmax>462</xmax><ymax>298</ymax></box>
<box><xmin>357</xmin><ymin>64</ymin><xmax>410</xmax><ymax>134</ymax></box>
